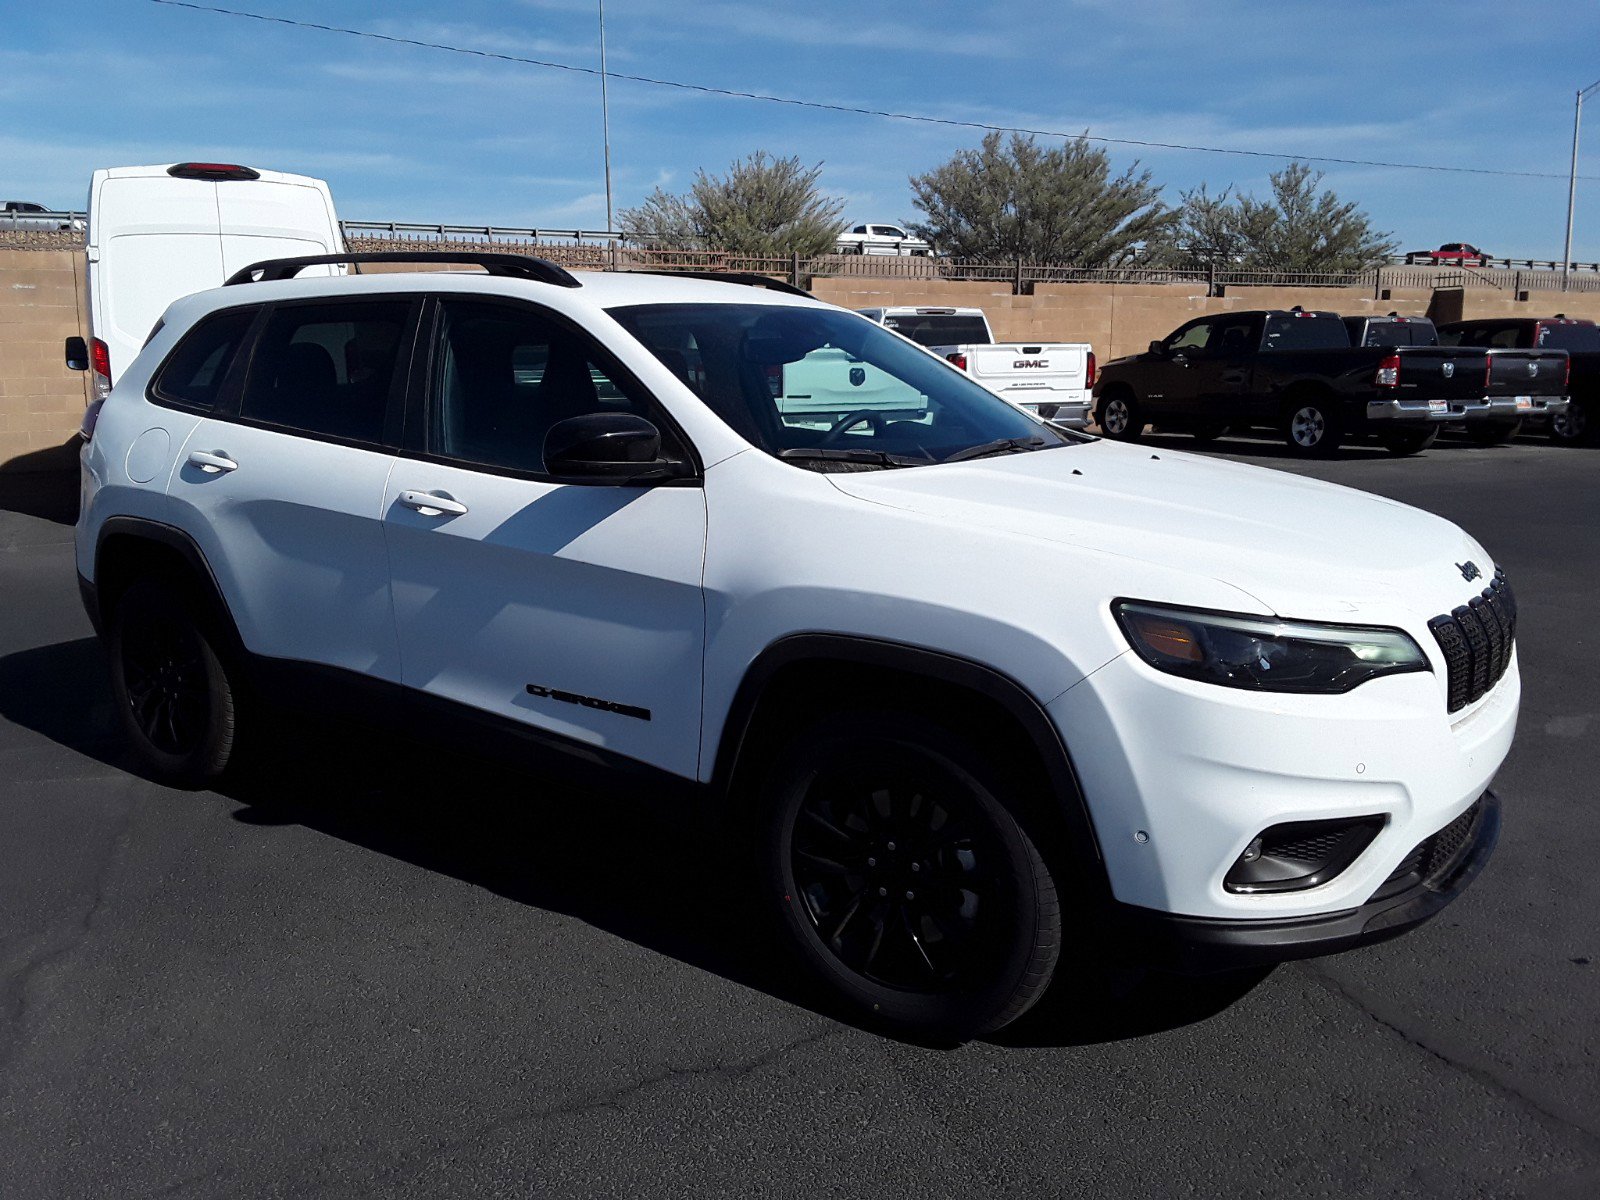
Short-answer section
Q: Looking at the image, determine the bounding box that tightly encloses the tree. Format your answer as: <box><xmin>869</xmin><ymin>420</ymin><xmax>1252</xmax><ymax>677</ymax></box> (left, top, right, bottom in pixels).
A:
<box><xmin>906</xmin><ymin>132</ymin><xmax>1173</xmax><ymax>265</ymax></box>
<box><xmin>1165</xmin><ymin>163</ymin><xmax>1396</xmax><ymax>273</ymax></box>
<box><xmin>619</xmin><ymin>151</ymin><xmax>846</xmax><ymax>257</ymax></box>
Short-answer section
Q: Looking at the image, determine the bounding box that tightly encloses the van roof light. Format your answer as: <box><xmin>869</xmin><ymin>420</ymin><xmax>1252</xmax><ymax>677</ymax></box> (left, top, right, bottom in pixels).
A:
<box><xmin>168</xmin><ymin>162</ymin><xmax>261</xmax><ymax>182</ymax></box>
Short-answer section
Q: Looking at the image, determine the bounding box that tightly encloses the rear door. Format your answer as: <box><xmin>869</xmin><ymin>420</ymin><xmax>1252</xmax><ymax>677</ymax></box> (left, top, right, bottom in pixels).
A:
<box><xmin>168</xmin><ymin>296</ymin><xmax>418</xmax><ymax>678</ymax></box>
<box><xmin>216</xmin><ymin>176</ymin><xmax>343</xmax><ymax>281</ymax></box>
<box><xmin>381</xmin><ymin>296</ymin><xmax>707</xmax><ymax>779</ymax></box>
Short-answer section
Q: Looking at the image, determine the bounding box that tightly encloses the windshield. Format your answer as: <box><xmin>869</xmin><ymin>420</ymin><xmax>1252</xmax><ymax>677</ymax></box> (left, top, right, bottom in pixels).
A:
<box><xmin>609</xmin><ymin>303</ymin><xmax>1067</xmax><ymax>469</ymax></box>
<box><xmin>881</xmin><ymin>313</ymin><xmax>990</xmax><ymax>347</ymax></box>
<box><xmin>1537</xmin><ymin>323</ymin><xmax>1600</xmax><ymax>352</ymax></box>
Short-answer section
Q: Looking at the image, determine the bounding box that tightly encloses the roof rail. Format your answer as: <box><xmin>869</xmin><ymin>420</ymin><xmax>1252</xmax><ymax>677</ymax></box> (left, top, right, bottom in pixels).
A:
<box><xmin>622</xmin><ymin>269</ymin><xmax>812</xmax><ymax>299</ymax></box>
<box><xmin>224</xmin><ymin>251</ymin><xmax>582</xmax><ymax>288</ymax></box>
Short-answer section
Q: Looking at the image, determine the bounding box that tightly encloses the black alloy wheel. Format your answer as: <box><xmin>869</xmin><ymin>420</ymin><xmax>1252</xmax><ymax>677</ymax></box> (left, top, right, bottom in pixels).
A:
<box><xmin>763</xmin><ymin>713</ymin><xmax>1060</xmax><ymax>1039</ymax></box>
<box><xmin>108</xmin><ymin>577</ymin><xmax>241</xmax><ymax>786</ymax></box>
<box><xmin>1550</xmin><ymin>401</ymin><xmax>1592</xmax><ymax>445</ymax></box>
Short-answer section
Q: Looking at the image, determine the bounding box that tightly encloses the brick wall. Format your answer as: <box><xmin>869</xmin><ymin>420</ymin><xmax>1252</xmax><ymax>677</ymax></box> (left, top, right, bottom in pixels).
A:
<box><xmin>0</xmin><ymin>249</ymin><xmax>90</xmax><ymax>473</ymax></box>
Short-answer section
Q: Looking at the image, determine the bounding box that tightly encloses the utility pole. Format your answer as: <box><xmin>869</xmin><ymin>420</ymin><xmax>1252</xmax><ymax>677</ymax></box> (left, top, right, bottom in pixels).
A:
<box><xmin>599</xmin><ymin>0</ymin><xmax>614</xmax><ymax>235</ymax></box>
<box><xmin>1564</xmin><ymin>78</ymin><xmax>1600</xmax><ymax>292</ymax></box>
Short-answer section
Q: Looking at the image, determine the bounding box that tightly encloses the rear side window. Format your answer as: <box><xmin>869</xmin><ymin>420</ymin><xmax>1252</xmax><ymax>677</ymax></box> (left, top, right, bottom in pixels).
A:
<box><xmin>150</xmin><ymin>308</ymin><xmax>258</xmax><ymax>410</ymax></box>
<box><xmin>1262</xmin><ymin>315</ymin><xmax>1349</xmax><ymax>351</ymax></box>
<box><xmin>240</xmin><ymin>301</ymin><xmax>410</xmax><ymax>444</ymax></box>
<box><xmin>1536</xmin><ymin>323</ymin><xmax>1600</xmax><ymax>352</ymax></box>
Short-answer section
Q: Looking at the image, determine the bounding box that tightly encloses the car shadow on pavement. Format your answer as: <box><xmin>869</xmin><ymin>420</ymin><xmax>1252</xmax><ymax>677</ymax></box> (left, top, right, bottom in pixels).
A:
<box><xmin>0</xmin><ymin>635</ymin><xmax>1271</xmax><ymax>1050</ymax></box>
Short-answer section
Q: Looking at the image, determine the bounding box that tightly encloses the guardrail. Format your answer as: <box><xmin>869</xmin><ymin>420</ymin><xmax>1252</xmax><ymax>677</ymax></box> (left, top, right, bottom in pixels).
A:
<box><xmin>0</xmin><ymin>209</ymin><xmax>85</xmax><ymax>230</ymax></box>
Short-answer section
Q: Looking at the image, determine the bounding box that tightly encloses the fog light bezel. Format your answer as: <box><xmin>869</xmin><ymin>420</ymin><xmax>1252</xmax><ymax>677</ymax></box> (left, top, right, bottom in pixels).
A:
<box><xmin>1224</xmin><ymin>815</ymin><xmax>1387</xmax><ymax>894</ymax></box>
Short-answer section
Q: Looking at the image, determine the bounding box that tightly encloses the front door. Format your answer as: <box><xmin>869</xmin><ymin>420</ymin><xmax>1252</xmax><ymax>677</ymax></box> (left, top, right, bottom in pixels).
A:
<box><xmin>381</xmin><ymin>297</ymin><xmax>708</xmax><ymax>780</ymax></box>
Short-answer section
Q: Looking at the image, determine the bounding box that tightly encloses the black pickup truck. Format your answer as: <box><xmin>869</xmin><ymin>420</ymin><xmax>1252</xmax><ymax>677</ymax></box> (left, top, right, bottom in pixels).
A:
<box><xmin>1347</xmin><ymin>314</ymin><xmax>1570</xmax><ymax>445</ymax></box>
<box><xmin>1093</xmin><ymin>308</ymin><xmax>1497</xmax><ymax>456</ymax></box>
<box><xmin>1437</xmin><ymin>316</ymin><xmax>1596</xmax><ymax>445</ymax></box>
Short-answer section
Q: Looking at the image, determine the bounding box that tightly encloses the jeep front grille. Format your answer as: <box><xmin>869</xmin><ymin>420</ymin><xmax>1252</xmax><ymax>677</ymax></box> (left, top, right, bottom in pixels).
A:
<box><xmin>1428</xmin><ymin>569</ymin><xmax>1516</xmax><ymax>713</ymax></box>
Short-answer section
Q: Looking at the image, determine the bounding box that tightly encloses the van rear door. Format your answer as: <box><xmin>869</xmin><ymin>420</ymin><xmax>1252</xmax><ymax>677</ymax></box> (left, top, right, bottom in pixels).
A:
<box><xmin>215</xmin><ymin>174</ymin><xmax>343</xmax><ymax>281</ymax></box>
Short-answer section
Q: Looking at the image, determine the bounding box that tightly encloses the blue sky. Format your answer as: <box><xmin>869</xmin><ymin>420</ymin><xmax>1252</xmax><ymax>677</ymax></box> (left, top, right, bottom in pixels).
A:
<box><xmin>6</xmin><ymin>0</ymin><xmax>1600</xmax><ymax>259</ymax></box>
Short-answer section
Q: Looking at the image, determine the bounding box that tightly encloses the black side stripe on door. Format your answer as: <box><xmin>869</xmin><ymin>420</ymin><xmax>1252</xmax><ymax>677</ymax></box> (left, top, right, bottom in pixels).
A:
<box><xmin>525</xmin><ymin>683</ymin><xmax>652</xmax><ymax>722</ymax></box>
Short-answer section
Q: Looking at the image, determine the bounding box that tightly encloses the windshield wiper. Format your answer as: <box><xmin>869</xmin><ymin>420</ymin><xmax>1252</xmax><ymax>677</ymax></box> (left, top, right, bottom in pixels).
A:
<box><xmin>942</xmin><ymin>436</ymin><xmax>1051</xmax><ymax>463</ymax></box>
<box><xmin>779</xmin><ymin>447</ymin><xmax>921</xmax><ymax>468</ymax></box>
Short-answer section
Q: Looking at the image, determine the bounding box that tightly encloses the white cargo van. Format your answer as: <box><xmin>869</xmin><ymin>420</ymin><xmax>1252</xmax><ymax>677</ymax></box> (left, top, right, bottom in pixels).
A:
<box><xmin>75</xmin><ymin>163</ymin><xmax>342</xmax><ymax>395</ymax></box>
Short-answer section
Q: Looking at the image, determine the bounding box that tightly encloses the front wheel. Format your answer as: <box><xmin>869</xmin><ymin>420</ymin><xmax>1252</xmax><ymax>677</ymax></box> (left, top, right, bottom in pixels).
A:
<box><xmin>1380</xmin><ymin>426</ymin><xmax>1439</xmax><ymax>455</ymax></box>
<box><xmin>760</xmin><ymin>713</ymin><xmax>1061</xmax><ymax>1040</ymax></box>
<box><xmin>1283</xmin><ymin>397</ymin><xmax>1343</xmax><ymax>457</ymax></box>
<box><xmin>1466</xmin><ymin>420</ymin><xmax>1522</xmax><ymax>447</ymax></box>
<box><xmin>107</xmin><ymin>577</ymin><xmax>244</xmax><ymax>787</ymax></box>
<box><xmin>1097</xmin><ymin>391</ymin><xmax>1144</xmax><ymax>441</ymax></box>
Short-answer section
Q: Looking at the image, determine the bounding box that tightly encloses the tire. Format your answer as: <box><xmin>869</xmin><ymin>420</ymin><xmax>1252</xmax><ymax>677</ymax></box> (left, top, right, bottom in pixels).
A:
<box><xmin>1465</xmin><ymin>420</ymin><xmax>1522</xmax><ymax>447</ymax></box>
<box><xmin>759</xmin><ymin>711</ymin><xmax>1062</xmax><ymax>1041</ymax></box>
<box><xmin>1380</xmin><ymin>426</ymin><xmax>1439</xmax><ymax>455</ymax></box>
<box><xmin>1282</xmin><ymin>395</ymin><xmax>1343</xmax><ymax>457</ymax></box>
<box><xmin>107</xmin><ymin>576</ymin><xmax>243</xmax><ymax>787</ymax></box>
<box><xmin>1190</xmin><ymin>421</ymin><xmax>1229</xmax><ymax>444</ymax></box>
<box><xmin>1096</xmin><ymin>390</ymin><xmax>1144</xmax><ymax>441</ymax></box>
<box><xmin>1550</xmin><ymin>401</ymin><xmax>1593</xmax><ymax>446</ymax></box>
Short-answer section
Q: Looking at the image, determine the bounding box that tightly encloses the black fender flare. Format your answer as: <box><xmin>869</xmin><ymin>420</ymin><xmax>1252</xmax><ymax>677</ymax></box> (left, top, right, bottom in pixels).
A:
<box><xmin>91</xmin><ymin>516</ymin><xmax>247</xmax><ymax>659</ymax></box>
<box><xmin>711</xmin><ymin>633</ymin><xmax>1107</xmax><ymax>883</ymax></box>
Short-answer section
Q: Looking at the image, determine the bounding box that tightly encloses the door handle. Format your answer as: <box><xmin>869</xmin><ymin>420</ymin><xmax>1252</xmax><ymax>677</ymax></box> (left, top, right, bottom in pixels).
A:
<box><xmin>188</xmin><ymin>450</ymin><xmax>238</xmax><ymax>474</ymax></box>
<box><xmin>398</xmin><ymin>489</ymin><xmax>468</xmax><ymax>517</ymax></box>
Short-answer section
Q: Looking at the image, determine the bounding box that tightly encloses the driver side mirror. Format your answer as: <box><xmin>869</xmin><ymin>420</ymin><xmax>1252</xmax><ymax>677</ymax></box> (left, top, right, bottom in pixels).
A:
<box><xmin>1147</xmin><ymin>340</ymin><xmax>1168</xmax><ymax>358</ymax></box>
<box><xmin>64</xmin><ymin>336</ymin><xmax>88</xmax><ymax>371</ymax></box>
<box><xmin>543</xmin><ymin>412</ymin><xmax>689</xmax><ymax>484</ymax></box>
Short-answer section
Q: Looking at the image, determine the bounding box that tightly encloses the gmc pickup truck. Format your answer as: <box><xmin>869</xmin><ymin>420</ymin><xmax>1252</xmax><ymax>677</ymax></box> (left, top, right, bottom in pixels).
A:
<box><xmin>1345</xmin><ymin>315</ymin><xmax>1569</xmax><ymax>445</ymax></box>
<box><xmin>857</xmin><ymin>306</ymin><xmax>1094</xmax><ymax>428</ymax></box>
<box><xmin>1438</xmin><ymin>316</ymin><xmax>1596</xmax><ymax>445</ymax></box>
<box><xmin>1094</xmin><ymin>308</ymin><xmax>1502</xmax><ymax>456</ymax></box>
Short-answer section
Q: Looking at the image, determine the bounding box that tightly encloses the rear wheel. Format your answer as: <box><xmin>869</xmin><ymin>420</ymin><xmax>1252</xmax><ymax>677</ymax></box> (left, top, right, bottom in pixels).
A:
<box><xmin>1283</xmin><ymin>395</ymin><xmax>1343</xmax><ymax>457</ymax></box>
<box><xmin>1550</xmin><ymin>401</ymin><xmax>1593</xmax><ymax>445</ymax></box>
<box><xmin>760</xmin><ymin>712</ymin><xmax>1061</xmax><ymax>1040</ymax></box>
<box><xmin>1380</xmin><ymin>426</ymin><xmax>1439</xmax><ymax>455</ymax></box>
<box><xmin>108</xmin><ymin>576</ymin><xmax>244</xmax><ymax>787</ymax></box>
<box><xmin>1466</xmin><ymin>420</ymin><xmax>1522</xmax><ymax>446</ymax></box>
<box><xmin>1097</xmin><ymin>390</ymin><xmax>1144</xmax><ymax>441</ymax></box>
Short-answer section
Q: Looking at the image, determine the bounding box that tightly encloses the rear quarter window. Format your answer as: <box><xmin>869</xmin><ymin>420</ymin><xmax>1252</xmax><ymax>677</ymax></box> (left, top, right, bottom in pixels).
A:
<box><xmin>149</xmin><ymin>307</ymin><xmax>259</xmax><ymax>410</ymax></box>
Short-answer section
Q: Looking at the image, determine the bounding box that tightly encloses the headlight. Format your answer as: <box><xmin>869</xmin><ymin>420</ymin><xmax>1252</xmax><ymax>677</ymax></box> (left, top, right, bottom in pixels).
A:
<box><xmin>1113</xmin><ymin>601</ymin><xmax>1429</xmax><ymax>694</ymax></box>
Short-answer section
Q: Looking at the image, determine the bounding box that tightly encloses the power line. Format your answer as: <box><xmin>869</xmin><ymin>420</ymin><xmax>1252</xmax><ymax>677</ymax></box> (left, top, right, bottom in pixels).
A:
<box><xmin>149</xmin><ymin>0</ymin><xmax>1599</xmax><ymax>183</ymax></box>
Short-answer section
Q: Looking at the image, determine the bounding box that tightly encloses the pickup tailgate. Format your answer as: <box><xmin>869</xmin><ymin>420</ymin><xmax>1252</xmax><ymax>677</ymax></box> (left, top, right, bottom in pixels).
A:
<box><xmin>1485</xmin><ymin>349</ymin><xmax>1568</xmax><ymax>400</ymax></box>
<box><xmin>1393</xmin><ymin>347</ymin><xmax>1489</xmax><ymax>401</ymax></box>
<box><xmin>962</xmin><ymin>343</ymin><xmax>1089</xmax><ymax>397</ymax></box>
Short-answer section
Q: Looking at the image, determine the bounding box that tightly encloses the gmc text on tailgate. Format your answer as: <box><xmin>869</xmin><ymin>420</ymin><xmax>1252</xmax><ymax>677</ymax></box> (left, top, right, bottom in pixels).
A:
<box><xmin>1093</xmin><ymin>308</ymin><xmax>1498</xmax><ymax>457</ymax></box>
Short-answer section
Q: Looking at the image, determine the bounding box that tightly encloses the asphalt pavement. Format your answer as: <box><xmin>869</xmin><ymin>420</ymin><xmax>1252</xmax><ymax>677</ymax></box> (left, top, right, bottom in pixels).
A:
<box><xmin>1</xmin><ymin>432</ymin><xmax>1596</xmax><ymax>1199</ymax></box>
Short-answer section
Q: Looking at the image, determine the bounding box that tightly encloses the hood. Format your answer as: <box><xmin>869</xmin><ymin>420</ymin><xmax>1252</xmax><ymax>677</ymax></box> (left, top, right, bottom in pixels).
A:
<box><xmin>826</xmin><ymin>439</ymin><xmax>1492</xmax><ymax>621</ymax></box>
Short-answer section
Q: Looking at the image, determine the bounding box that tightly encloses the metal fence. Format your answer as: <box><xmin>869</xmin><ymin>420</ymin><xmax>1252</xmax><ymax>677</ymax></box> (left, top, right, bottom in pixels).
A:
<box><xmin>9</xmin><ymin>213</ymin><xmax>1600</xmax><ymax>293</ymax></box>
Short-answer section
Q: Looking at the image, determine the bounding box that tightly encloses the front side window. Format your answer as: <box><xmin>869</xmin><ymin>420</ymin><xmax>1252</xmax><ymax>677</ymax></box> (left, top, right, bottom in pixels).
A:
<box><xmin>1168</xmin><ymin>321</ymin><xmax>1213</xmax><ymax>352</ymax></box>
<box><xmin>429</xmin><ymin>299</ymin><xmax>661</xmax><ymax>474</ymax></box>
<box><xmin>151</xmin><ymin>307</ymin><xmax>258</xmax><ymax>410</ymax></box>
<box><xmin>240</xmin><ymin>300</ymin><xmax>409</xmax><ymax>444</ymax></box>
<box><xmin>610</xmin><ymin>302</ymin><xmax>1067</xmax><ymax>470</ymax></box>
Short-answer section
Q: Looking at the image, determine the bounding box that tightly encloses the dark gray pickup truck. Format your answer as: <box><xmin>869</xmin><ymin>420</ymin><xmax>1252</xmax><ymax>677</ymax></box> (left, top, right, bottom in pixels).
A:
<box><xmin>1094</xmin><ymin>308</ymin><xmax>1506</xmax><ymax>457</ymax></box>
<box><xmin>1439</xmin><ymin>316</ymin><xmax>1594</xmax><ymax>445</ymax></box>
<box><xmin>1346</xmin><ymin>314</ymin><xmax>1570</xmax><ymax>445</ymax></box>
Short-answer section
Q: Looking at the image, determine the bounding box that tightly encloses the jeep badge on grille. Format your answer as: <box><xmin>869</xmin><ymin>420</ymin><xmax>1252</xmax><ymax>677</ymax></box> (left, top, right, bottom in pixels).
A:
<box><xmin>1457</xmin><ymin>560</ymin><xmax>1482</xmax><ymax>582</ymax></box>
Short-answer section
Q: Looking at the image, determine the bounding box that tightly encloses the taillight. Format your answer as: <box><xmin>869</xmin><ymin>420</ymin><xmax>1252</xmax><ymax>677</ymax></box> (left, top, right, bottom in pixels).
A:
<box><xmin>79</xmin><ymin>398</ymin><xmax>105</xmax><ymax>442</ymax></box>
<box><xmin>1085</xmin><ymin>350</ymin><xmax>1097</xmax><ymax>388</ymax></box>
<box><xmin>1375</xmin><ymin>352</ymin><xmax>1401</xmax><ymax>388</ymax></box>
<box><xmin>1564</xmin><ymin>354</ymin><xmax>1572</xmax><ymax>390</ymax></box>
<box><xmin>90</xmin><ymin>337</ymin><xmax>112</xmax><ymax>399</ymax></box>
<box><xmin>946</xmin><ymin>352</ymin><xmax>968</xmax><ymax>371</ymax></box>
<box><xmin>1484</xmin><ymin>356</ymin><xmax>1492</xmax><ymax>389</ymax></box>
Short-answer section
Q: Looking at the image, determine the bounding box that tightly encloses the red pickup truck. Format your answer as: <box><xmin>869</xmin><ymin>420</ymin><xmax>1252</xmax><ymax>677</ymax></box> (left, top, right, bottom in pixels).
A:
<box><xmin>1407</xmin><ymin>243</ymin><xmax>1490</xmax><ymax>266</ymax></box>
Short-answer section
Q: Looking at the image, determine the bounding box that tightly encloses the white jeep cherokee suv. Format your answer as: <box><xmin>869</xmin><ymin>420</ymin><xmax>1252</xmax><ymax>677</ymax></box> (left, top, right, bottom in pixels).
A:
<box><xmin>76</xmin><ymin>252</ymin><xmax>1516</xmax><ymax>1039</ymax></box>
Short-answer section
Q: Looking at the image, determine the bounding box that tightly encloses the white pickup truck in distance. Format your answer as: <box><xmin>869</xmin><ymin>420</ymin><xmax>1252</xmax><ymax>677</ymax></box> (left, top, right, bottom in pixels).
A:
<box><xmin>835</xmin><ymin>224</ymin><xmax>933</xmax><ymax>256</ymax></box>
<box><xmin>857</xmin><ymin>306</ymin><xmax>1094</xmax><ymax>428</ymax></box>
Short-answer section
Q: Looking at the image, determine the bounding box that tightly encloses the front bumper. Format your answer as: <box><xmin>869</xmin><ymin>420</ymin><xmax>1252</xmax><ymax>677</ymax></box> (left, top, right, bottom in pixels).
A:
<box><xmin>1451</xmin><ymin>394</ymin><xmax>1569</xmax><ymax>422</ymax></box>
<box><xmin>1108</xmin><ymin>791</ymin><xmax>1500</xmax><ymax>972</ymax></box>
<box><xmin>1366</xmin><ymin>397</ymin><xmax>1452</xmax><ymax>423</ymax></box>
